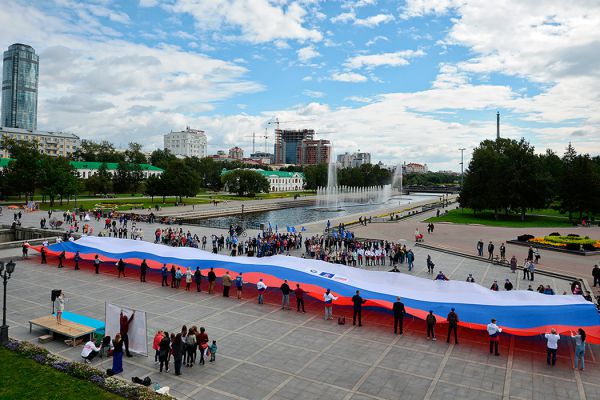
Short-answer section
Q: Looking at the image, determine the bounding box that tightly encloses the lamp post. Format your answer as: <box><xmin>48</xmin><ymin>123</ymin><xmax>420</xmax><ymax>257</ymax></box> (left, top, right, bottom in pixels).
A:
<box><xmin>459</xmin><ymin>148</ymin><xmax>466</xmax><ymax>215</ymax></box>
<box><xmin>0</xmin><ymin>260</ymin><xmax>16</xmax><ymax>345</ymax></box>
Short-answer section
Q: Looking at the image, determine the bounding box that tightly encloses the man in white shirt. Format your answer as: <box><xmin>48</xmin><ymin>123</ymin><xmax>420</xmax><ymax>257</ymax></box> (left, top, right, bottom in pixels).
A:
<box><xmin>256</xmin><ymin>279</ymin><xmax>267</xmax><ymax>305</ymax></box>
<box><xmin>544</xmin><ymin>328</ymin><xmax>560</xmax><ymax>366</ymax></box>
<box><xmin>487</xmin><ymin>319</ymin><xmax>502</xmax><ymax>356</ymax></box>
<box><xmin>323</xmin><ymin>289</ymin><xmax>338</xmax><ymax>320</ymax></box>
<box><xmin>81</xmin><ymin>339</ymin><xmax>102</xmax><ymax>363</ymax></box>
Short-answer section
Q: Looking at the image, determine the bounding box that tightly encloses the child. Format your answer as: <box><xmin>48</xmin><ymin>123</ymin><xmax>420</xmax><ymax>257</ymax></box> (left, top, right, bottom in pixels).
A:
<box><xmin>208</xmin><ymin>340</ymin><xmax>217</xmax><ymax>362</ymax></box>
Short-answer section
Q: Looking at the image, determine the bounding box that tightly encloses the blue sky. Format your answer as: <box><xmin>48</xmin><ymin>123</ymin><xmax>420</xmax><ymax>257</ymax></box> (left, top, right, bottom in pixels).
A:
<box><xmin>1</xmin><ymin>0</ymin><xmax>599</xmax><ymax>170</ymax></box>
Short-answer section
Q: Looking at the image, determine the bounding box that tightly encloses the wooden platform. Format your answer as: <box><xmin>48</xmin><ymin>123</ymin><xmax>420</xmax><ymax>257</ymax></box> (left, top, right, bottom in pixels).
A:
<box><xmin>29</xmin><ymin>315</ymin><xmax>96</xmax><ymax>346</ymax></box>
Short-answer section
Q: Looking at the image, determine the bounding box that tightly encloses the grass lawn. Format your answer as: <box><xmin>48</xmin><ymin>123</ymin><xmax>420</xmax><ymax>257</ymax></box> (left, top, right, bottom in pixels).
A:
<box><xmin>0</xmin><ymin>348</ymin><xmax>122</xmax><ymax>400</ymax></box>
<box><xmin>2</xmin><ymin>190</ymin><xmax>316</xmax><ymax>211</ymax></box>
<box><xmin>36</xmin><ymin>197</ymin><xmax>212</xmax><ymax>211</ymax></box>
<box><xmin>426</xmin><ymin>208</ymin><xmax>574</xmax><ymax>228</ymax></box>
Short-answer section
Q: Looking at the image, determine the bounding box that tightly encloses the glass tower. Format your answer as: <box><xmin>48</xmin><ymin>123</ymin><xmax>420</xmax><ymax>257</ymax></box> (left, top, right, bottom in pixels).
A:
<box><xmin>1</xmin><ymin>43</ymin><xmax>39</xmax><ymax>131</ymax></box>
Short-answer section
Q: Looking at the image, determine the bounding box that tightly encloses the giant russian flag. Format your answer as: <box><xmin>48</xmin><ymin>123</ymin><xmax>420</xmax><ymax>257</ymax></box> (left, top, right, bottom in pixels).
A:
<box><xmin>33</xmin><ymin>237</ymin><xmax>600</xmax><ymax>343</ymax></box>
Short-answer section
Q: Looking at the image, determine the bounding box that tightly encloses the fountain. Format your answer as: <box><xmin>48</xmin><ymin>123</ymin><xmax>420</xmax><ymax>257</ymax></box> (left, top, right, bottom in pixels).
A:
<box><xmin>316</xmin><ymin>157</ymin><xmax>406</xmax><ymax>210</ymax></box>
<box><xmin>323</xmin><ymin>146</ymin><xmax>341</xmax><ymax>210</ymax></box>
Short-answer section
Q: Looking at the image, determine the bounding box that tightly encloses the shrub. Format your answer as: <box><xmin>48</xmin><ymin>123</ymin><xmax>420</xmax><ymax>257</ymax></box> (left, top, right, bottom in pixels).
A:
<box><xmin>566</xmin><ymin>243</ymin><xmax>580</xmax><ymax>251</ymax></box>
<box><xmin>517</xmin><ymin>234</ymin><xmax>534</xmax><ymax>242</ymax></box>
<box><xmin>548</xmin><ymin>232</ymin><xmax>561</xmax><ymax>236</ymax></box>
<box><xmin>567</xmin><ymin>233</ymin><xmax>580</xmax><ymax>237</ymax></box>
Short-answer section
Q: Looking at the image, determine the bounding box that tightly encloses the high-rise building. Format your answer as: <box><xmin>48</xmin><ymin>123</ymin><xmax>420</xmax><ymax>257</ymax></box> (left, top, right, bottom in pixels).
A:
<box><xmin>296</xmin><ymin>139</ymin><xmax>331</xmax><ymax>165</ymax></box>
<box><xmin>228</xmin><ymin>146</ymin><xmax>243</xmax><ymax>160</ymax></box>
<box><xmin>164</xmin><ymin>127</ymin><xmax>207</xmax><ymax>158</ymax></box>
<box><xmin>1</xmin><ymin>44</ymin><xmax>39</xmax><ymax>131</ymax></box>
<box><xmin>337</xmin><ymin>152</ymin><xmax>371</xmax><ymax>168</ymax></box>
<box><xmin>274</xmin><ymin>129</ymin><xmax>314</xmax><ymax>164</ymax></box>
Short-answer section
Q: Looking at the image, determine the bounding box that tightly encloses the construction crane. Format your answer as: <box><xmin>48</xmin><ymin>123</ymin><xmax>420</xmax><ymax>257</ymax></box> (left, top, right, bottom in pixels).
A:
<box><xmin>266</xmin><ymin>117</ymin><xmax>315</xmax><ymax>130</ymax></box>
<box><xmin>244</xmin><ymin>130</ymin><xmax>272</xmax><ymax>154</ymax></box>
<box><xmin>243</xmin><ymin>131</ymin><xmax>257</xmax><ymax>154</ymax></box>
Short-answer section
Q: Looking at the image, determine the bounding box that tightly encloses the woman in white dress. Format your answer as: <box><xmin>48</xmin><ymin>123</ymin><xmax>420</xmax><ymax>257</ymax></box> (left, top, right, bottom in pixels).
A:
<box><xmin>55</xmin><ymin>291</ymin><xmax>65</xmax><ymax>325</ymax></box>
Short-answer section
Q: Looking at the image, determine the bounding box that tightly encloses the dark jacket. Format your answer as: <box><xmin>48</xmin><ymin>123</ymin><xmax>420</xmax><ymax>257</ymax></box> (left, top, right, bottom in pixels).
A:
<box><xmin>352</xmin><ymin>295</ymin><xmax>366</xmax><ymax>309</ymax></box>
<box><xmin>119</xmin><ymin>312</ymin><xmax>134</xmax><ymax>335</ymax></box>
<box><xmin>393</xmin><ymin>302</ymin><xmax>406</xmax><ymax>317</ymax></box>
<box><xmin>158</xmin><ymin>337</ymin><xmax>170</xmax><ymax>360</ymax></box>
<box><xmin>447</xmin><ymin>311</ymin><xmax>459</xmax><ymax>326</ymax></box>
<box><xmin>280</xmin><ymin>283</ymin><xmax>292</xmax><ymax>295</ymax></box>
<box><xmin>208</xmin><ymin>270</ymin><xmax>216</xmax><ymax>282</ymax></box>
<box><xmin>426</xmin><ymin>314</ymin><xmax>436</xmax><ymax>326</ymax></box>
<box><xmin>172</xmin><ymin>339</ymin><xmax>185</xmax><ymax>360</ymax></box>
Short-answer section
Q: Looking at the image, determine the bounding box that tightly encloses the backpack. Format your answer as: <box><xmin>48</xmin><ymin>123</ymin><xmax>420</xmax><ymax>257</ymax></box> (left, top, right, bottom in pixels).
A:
<box><xmin>337</xmin><ymin>316</ymin><xmax>345</xmax><ymax>325</ymax></box>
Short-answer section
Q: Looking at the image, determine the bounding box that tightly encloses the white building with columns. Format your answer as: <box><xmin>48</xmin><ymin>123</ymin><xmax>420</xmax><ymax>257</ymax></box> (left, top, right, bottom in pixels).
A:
<box><xmin>164</xmin><ymin>127</ymin><xmax>207</xmax><ymax>158</ymax></box>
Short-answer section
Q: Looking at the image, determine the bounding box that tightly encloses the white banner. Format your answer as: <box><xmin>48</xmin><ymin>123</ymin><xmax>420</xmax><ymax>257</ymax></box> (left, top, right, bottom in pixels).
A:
<box><xmin>105</xmin><ymin>302</ymin><xmax>148</xmax><ymax>356</ymax></box>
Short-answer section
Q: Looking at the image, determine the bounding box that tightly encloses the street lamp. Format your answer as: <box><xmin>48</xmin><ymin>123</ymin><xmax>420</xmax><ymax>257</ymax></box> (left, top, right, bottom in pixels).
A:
<box><xmin>0</xmin><ymin>260</ymin><xmax>16</xmax><ymax>345</ymax></box>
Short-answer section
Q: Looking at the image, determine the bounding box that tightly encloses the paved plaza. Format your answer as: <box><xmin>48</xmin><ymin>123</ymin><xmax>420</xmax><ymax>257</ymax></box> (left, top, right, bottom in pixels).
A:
<box><xmin>3</xmin><ymin>243</ymin><xmax>599</xmax><ymax>400</ymax></box>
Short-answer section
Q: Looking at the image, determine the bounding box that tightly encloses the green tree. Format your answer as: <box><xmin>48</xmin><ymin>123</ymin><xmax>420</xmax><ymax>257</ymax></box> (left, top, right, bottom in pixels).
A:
<box><xmin>459</xmin><ymin>139</ymin><xmax>509</xmax><ymax>216</ymax></box>
<box><xmin>502</xmin><ymin>138</ymin><xmax>551</xmax><ymax>220</ymax></box>
<box><xmin>559</xmin><ymin>145</ymin><xmax>600</xmax><ymax>220</ymax></box>
<box><xmin>85</xmin><ymin>162</ymin><xmax>113</xmax><ymax>195</ymax></box>
<box><xmin>124</xmin><ymin>142</ymin><xmax>147</xmax><ymax>164</ymax></box>
<box><xmin>38</xmin><ymin>156</ymin><xmax>73</xmax><ymax>206</ymax></box>
<box><xmin>149</xmin><ymin>148</ymin><xmax>177</xmax><ymax>169</ymax></box>
<box><xmin>161</xmin><ymin>159</ymin><xmax>202</xmax><ymax>202</ymax></box>
<box><xmin>303</xmin><ymin>164</ymin><xmax>328</xmax><ymax>189</ymax></box>
<box><xmin>1</xmin><ymin>138</ymin><xmax>41</xmax><ymax>203</ymax></box>
<box><xmin>196</xmin><ymin>157</ymin><xmax>224</xmax><ymax>190</ymax></box>
<box><xmin>221</xmin><ymin>169</ymin><xmax>270</xmax><ymax>196</ymax></box>
<box><xmin>144</xmin><ymin>174</ymin><xmax>162</xmax><ymax>201</ymax></box>
<box><xmin>539</xmin><ymin>149</ymin><xmax>563</xmax><ymax>196</ymax></box>
<box><xmin>113</xmin><ymin>161</ymin><xmax>132</xmax><ymax>193</ymax></box>
<box><xmin>74</xmin><ymin>140</ymin><xmax>125</xmax><ymax>162</ymax></box>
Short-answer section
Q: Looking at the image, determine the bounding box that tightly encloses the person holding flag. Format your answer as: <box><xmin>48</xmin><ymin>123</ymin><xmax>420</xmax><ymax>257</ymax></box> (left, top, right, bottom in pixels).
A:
<box><xmin>323</xmin><ymin>289</ymin><xmax>338</xmax><ymax>320</ymax></box>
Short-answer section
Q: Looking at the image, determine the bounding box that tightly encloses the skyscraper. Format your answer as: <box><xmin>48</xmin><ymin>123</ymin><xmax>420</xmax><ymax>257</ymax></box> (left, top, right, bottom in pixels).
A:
<box><xmin>1</xmin><ymin>43</ymin><xmax>39</xmax><ymax>131</ymax></box>
<box><xmin>274</xmin><ymin>128</ymin><xmax>315</xmax><ymax>164</ymax></box>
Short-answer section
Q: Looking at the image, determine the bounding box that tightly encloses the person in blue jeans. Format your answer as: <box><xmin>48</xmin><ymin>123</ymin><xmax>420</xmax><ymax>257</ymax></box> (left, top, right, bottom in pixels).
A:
<box><xmin>571</xmin><ymin>328</ymin><xmax>586</xmax><ymax>370</ymax></box>
<box><xmin>544</xmin><ymin>329</ymin><xmax>560</xmax><ymax>366</ymax></box>
<box><xmin>406</xmin><ymin>250</ymin><xmax>415</xmax><ymax>271</ymax></box>
<box><xmin>161</xmin><ymin>264</ymin><xmax>168</xmax><ymax>287</ymax></box>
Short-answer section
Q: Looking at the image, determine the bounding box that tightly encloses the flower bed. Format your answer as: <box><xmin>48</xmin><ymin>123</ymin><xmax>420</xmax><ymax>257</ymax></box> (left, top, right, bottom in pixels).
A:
<box><xmin>3</xmin><ymin>339</ymin><xmax>169</xmax><ymax>400</ymax></box>
<box><xmin>526</xmin><ymin>233</ymin><xmax>600</xmax><ymax>251</ymax></box>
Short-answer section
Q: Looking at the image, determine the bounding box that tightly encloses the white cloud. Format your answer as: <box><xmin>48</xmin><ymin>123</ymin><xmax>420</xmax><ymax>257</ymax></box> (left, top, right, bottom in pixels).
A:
<box><xmin>331</xmin><ymin>12</ymin><xmax>394</xmax><ymax>28</ymax></box>
<box><xmin>169</xmin><ymin>0</ymin><xmax>322</xmax><ymax>44</ymax></box>
<box><xmin>345</xmin><ymin>96</ymin><xmax>374</xmax><ymax>103</ymax></box>
<box><xmin>297</xmin><ymin>45</ymin><xmax>320</xmax><ymax>62</ymax></box>
<box><xmin>139</xmin><ymin>0</ymin><xmax>159</xmax><ymax>7</ymax></box>
<box><xmin>366</xmin><ymin>35</ymin><xmax>389</xmax><ymax>46</ymax></box>
<box><xmin>354</xmin><ymin>14</ymin><xmax>395</xmax><ymax>27</ymax></box>
<box><xmin>345</xmin><ymin>49</ymin><xmax>425</xmax><ymax>69</ymax></box>
<box><xmin>0</xmin><ymin>1</ymin><xmax>263</xmax><ymax>148</ymax></box>
<box><xmin>342</xmin><ymin>0</ymin><xmax>377</xmax><ymax>8</ymax></box>
<box><xmin>331</xmin><ymin>72</ymin><xmax>368</xmax><ymax>82</ymax></box>
<box><xmin>274</xmin><ymin>40</ymin><xmax>290</xmax><ymax>49</ymax></box>
<box><xmin>330</xmin><ymin>12</ymin><xmax>356</xmax><ymax>24</ymax></box>
<box><xmin>400</xmin><ymin>0</ymin><xmax>463</xmax><ymax>19</ymax></box>
<box><xmin>303</xmin><ymin>90</ymin><xmax>325</xmax><ymax>98</ymax></box>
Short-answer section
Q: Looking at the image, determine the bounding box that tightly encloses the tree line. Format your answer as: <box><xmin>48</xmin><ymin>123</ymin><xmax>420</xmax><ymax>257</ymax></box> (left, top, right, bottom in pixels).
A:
<box><xmin>459</xmin><ymin>139</ymin><xmax>600</xmax><ymax>220</ymax></box>
<box><xmin>0</xmin><ymin>140</ymin><xmax>274</xmax><ymax>203</ymax></box>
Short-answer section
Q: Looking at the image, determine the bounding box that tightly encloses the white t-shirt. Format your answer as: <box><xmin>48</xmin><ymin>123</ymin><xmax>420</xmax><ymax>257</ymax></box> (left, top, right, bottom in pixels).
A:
<box><xmin>81</xmin><ymin>341</ymin><xmax>101</xmax><ymax>357</ymax></box>
<box><xmin>545</xmin><ymin>333</ymin><xmax>560</xmax><ymax>349</ymax></box>
<box><xmin>487</xmin><ymin>323</ymin><xmax>502</xmax><ymax>336</ymax></box>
